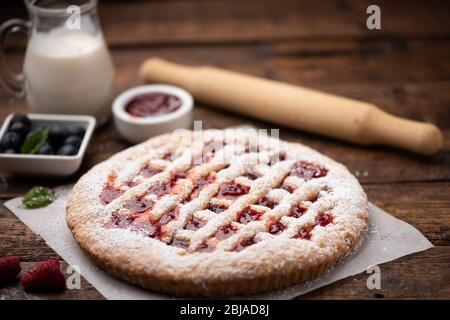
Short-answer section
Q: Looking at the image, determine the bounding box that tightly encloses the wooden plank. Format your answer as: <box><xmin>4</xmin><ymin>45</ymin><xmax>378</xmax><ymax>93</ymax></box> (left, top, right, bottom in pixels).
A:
<box><xmin>100</xmin><ymin>0</ymin><xmax>450</xmax><ymax>44</ymax></box>
<box><xmin>6</xmin><ymin>39</ymin><xmax>449</xmax><ymax>117</ymax></box>
<box><xmin>301</xmin><ymin>246</ymin><xmax>450</xmax><ymax>299</ymax></box>
<box><xmin>2</xmin><ymin>0</ymin><xmax>450</xmax><ymax>48</ymax></box>
<box><xmin>3</xmin><ymin>38</ymin><xmax>450</xmax><ymax>94</ymax></box>
<box><xmin>3</xmin><ymin>40</ymin><xmax>450</xmax><ymax>124</ymax></box>
<box><xmin>109</xmin><ymin>39</ymin><xmax>450</xmax><ymax>86</ymax></box>
<box><xmin>364</xmin><ymin>182</ymin><xmax>450</xmax><ymax>246</ymax></box>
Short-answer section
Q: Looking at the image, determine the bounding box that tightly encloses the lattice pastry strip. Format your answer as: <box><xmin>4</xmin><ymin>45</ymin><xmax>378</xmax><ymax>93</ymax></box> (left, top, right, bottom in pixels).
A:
<box><xmin>103</xmin><ymin>145</ymin><xmax>331</xmax><ymax>251</ymax></box>
<box><xmin>215</xmin><ymin>181</ymin><xmax>329</xmax><ymax>251</ymax></box>
<box><xmin>164</xmin><ymin>154</ymin><xmax>265</xmax><ymax>245</ymax></box>
<box><xmin>184</xmin><ymin>164</ymin><xmax>289</xmax><ymax>250</ymax></box>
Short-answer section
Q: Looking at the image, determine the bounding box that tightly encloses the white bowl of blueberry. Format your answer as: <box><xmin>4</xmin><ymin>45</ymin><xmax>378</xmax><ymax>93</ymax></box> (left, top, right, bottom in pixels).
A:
<box><xmin>0</xmin><ymin>113</ymin><xmax>96</xmax><ymax>176</ymax></box>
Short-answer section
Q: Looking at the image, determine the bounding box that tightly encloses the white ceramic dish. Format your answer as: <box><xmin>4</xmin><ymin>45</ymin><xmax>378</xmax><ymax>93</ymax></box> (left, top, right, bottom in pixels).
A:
<box><xmin>0</xmin><ymin>113</ymin><xmax>96</xmax><ymax>176</ymax></box>
<box><xmin>112</xmin><ymin>84</ymin><xmax>193</xmax><ymax>143</ymax></box>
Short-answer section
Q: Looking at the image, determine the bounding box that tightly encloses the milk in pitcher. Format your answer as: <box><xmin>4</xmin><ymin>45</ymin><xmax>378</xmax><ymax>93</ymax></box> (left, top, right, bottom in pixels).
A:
<box><xmin>23</xmin><ymin>28</ymin><xmax>114</xmax><ymax>125</ymax></box>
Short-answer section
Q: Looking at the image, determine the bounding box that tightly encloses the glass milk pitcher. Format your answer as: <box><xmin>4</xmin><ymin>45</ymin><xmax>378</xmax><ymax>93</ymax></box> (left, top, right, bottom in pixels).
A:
<box><xmin>0</xmin><ymin>0</ymin><xmax>115</xmax><ymax>125</ymax></box>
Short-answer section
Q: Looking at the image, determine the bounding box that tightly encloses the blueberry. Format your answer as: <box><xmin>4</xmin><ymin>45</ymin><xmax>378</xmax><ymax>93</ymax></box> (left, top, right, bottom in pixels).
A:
<box><xmin>9</xmin><ymin>121</ymin><xmax>30</xmax><ymax>138</ymax></box>
<box><xmin>49</xmin><ymin>125</ymin><xmax>70</xmax><ymax>147</ymax></box>
<box><xmin>57</xmin><ymin>144</ymin><xmax>77</xmax><ymax>156</ymax></box>
<box><xmin>36</xmin><ymin>143</ymin><xmax>54</xmax><ymax>155</ymax></box>
<box><xmin>10</xmin><ymin>114</ymin><xmax>31</xmax><ymax>127</ymax></box>
<box><xmin>0</xmin><ymin>132</ymin><xmax>21</xmax><ymax>151</ymax></box>
<box><xmin>68</xmin><ymin>127</ymin><xmax>85</xmax><ymax>138</ymax></box>
<box><xmin>63</xmin><ymin>135</ymin><xmax>82</xmax><ymax>148</ymax></box>
<box><xmin>3</xmin><ymin>149</ymin><xmax>16</xmax><ymax>154</ymax></box>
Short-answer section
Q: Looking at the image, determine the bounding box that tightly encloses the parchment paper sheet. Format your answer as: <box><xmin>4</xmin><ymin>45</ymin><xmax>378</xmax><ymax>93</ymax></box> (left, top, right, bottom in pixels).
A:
<box><xmin>5</xmin><ymin>185</ymin><xmax>432</xmax><ymax>300</ymax></box>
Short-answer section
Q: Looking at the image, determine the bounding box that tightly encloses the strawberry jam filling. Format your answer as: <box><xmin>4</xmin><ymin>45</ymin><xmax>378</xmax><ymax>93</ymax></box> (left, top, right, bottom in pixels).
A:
<box><xmin>185</xmin><ymin>216</ymin><xmax>205</xmax><ymax>231</ymax></box>
<box><xmin>100</xmin><ymin>187</ymin><xmax>123</xmax><ymax>205</ymax></box>
<box><xmin>294</xmin><ymin>212</ymin><xmax>333</xmax><ymax>240</ymax></box>
<box><xmin>290</xmin><ymin>161</ymin><xmax>328</xmax><ymax>180</ymax></box>
<box><xmin>215</xmin><ymin>224</ymin><xmax>238</xmax><ymax>240</ymax></box>
<box><xmin>125</xmin><ymin>92</ymin><xmax>181</xmax><ymax>117</ymax></box>
<box><xmin>237</xmin><ymin>207</ymin><xmax>264</xmax><ymax>224</ymax></box>
<box><xmin>217</xmin><ymin>183</ymin><xmax>249</xmax><ymax>199</ymax></box>
<box><xmin>235</xmin><ymin>237</ymin><xmax>256</xmax><ymax>252</ymax></box>
<box><xmin>134</xmin><ymin>210</ymin><xmax>180</xmax><ymax>239</ymax></box>
<box><xmin>106</xmin><ymin>206</ymin><xmax>181</xmax><ymax>239</ymax></box>
<box><xmin>269</xmin><ymin>222</ymin><xmax>286</xmax><ymax>235</ymax></box>
<box><xmin>105</xmin><ymin>211</ymin><xmax>160</xmax><ymax>238</ymax></box>
<box><xmin>124</xmin><ymin>199</ymin><xmax>154</xmax><ymax>213</ymax></box>
<box><xmin>289</xmin><ymin>204</ymin><xmax>307</xmax><ymax>218</ymax></box>
<box><xmin>315</xmin><ymin>212</ymin><xmax>334</xmax><ymax>226</ymax></box>
<box><xmin>148</xmin><ymin>182</ymin><xmax>171</xmax><ymax>197</ymax></box>
<box><xmin>256</xmin><ymin>197</ymin><xmax>277</xmax><ymax>209</ymax></box>
<box><xmin>208</xmin><ymin>203</ymin><xmax>228</xmax><ymax>214</ymax></box>
<box><xmin>125</xmin><ymin>179</ymin><xmax>140</xmax><ymax>188</ymax></box>
<box><xmin>105</xmin><ymin>211</ymin><xmax>135</xmax><ymax>229</ymax></box>
<box><xmin>296</xmin><ymin>227</ymin><xmax>312</xmax><ymax>240</ymax></box>
<box><xmin>105</xmin><ymin>216</ymin><xmax>162</xmax><ymax>239</ymax></box>
<box><xmin>158</xmin><ymin>208</ymin><xmax>178</xmax><ymax>225</ymax></box>
<box><xmin>134</xmin><ymin>220</ymin><xmax>162</xmax><ymax>238</ymax></box>
<box><xmin>140</xmin><ymin>165</ymin><xmax>163</xmax><ymax>178</ymax></box>
<box><xmin>190</xmin><ymin>174</ymin><xmax>215</xmax><ymax>199</ymax></box>
<box><xmin>197</xmin><ymin>242</ymin><xmax>215</xmax><ymax>253</ymax></box>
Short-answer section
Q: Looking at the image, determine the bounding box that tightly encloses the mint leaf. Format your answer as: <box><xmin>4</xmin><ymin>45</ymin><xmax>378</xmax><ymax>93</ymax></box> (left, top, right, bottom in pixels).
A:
<box><xmin>20</xmin><ymin>127</ymin><xmax>49</xmax><ymax>154</ymax></box>
<box><xmin>21</xmin><ymin>186</ymin><xmax>57</xmax><ymax>209</ymax></box>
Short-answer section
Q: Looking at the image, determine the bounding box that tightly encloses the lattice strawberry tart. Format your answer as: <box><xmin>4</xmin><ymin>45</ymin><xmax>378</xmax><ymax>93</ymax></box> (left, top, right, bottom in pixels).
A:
<box><xmin>66</xmin><ymin>129</ymin><xmax>368</xmax><ymax>296</ymax></box>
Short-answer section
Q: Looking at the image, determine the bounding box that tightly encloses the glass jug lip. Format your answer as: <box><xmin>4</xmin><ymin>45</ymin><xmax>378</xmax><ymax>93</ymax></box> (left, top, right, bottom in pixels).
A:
<box><xmin>25</xmin><ymin>0</ymin><xmax>98</xmax><ymax>17</ymax></box>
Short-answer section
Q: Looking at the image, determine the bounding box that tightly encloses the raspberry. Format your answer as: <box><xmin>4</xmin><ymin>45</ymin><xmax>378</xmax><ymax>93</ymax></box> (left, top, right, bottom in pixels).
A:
<box><xmin>21</xmin><ymin>259</ymin><xmax>65</xmax><ymax>292</ymax></box>
<box><xmin>0</xmin><ymin>256</ymin><xmax>21</xmax><ymax>284</ymax></box>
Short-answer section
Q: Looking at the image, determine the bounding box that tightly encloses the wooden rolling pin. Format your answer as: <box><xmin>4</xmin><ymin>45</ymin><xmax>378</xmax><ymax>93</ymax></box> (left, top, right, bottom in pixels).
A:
<box><xmin>140</xmin><ymin>58</ymin><xmax>442</xmax><ymax>155</ymax></box>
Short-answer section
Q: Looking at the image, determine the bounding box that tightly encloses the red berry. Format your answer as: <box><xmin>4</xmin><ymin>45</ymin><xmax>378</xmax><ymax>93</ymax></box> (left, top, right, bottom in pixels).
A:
<box><xmin>21</xmin><ymin>259</ymin><xmax>65</xmax><ymax>292</ymax></box>
<box><xmin>0</xmin><ymin>256</ymin><xmax>21</xmax><ymax>284</ymax></box>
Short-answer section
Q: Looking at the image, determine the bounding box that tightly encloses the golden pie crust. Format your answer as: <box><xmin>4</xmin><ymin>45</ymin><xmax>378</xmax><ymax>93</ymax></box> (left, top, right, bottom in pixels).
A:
<box><xmin>66</xmin><ymin>129</ymin><xmax>368</xmax><ymax>296</ymax></box>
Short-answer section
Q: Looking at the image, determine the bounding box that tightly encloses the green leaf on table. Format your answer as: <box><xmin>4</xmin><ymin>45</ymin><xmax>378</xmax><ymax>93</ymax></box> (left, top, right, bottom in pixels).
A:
<box><xmin>21</xmin><ymin>186</ymin><xmax>57</xmax><ymax>209</ymax></box>
<box><xmin>20</xmin><ymin>127</ymin><xmax>49</xmax><ymax>154</ymax></box>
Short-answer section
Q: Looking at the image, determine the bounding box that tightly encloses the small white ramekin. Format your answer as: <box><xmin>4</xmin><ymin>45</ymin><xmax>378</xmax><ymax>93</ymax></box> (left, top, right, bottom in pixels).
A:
<box><xmin>112</xmin><ymin>84</ymin><xmax>193</xmax><ymax>143</ymax></box>
<box><xmin>0</xmin><ymin>113</ymin><xmax>96</xmax><ymax>176</ymax></box>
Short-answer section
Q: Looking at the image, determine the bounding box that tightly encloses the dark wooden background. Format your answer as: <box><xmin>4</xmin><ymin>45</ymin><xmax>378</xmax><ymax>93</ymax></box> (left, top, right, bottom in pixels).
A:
<box><xmin>0</xmin><ymin>0</ymin><xmax>449</xmax><ymax>299</ymax></box>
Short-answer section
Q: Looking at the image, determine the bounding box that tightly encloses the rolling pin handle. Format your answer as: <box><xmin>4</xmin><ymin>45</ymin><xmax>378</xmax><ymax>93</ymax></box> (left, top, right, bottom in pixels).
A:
<box><xmin>364</xmin><ymin>109</ymin><xmax>443</xmax><ymax>155</ymax></box>
<box><xmin>139</xmin><ymin>58</ymin><xmax>197</xmax><ymax>92</ymax></box>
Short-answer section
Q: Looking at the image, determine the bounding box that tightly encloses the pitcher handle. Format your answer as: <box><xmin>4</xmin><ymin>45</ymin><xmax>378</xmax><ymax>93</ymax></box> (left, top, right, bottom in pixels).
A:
<box><xmin>0</xmin><ymin>19</ymin><xmax>29</xmax><ymax>97</ymax></box>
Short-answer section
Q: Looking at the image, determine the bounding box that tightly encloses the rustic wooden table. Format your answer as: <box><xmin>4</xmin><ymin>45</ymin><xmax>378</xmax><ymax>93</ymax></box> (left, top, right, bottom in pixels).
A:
<box><xmin>0</xmin><ymin>0</ymin><xmax>449</xmax><ymax>300</ymax></box>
